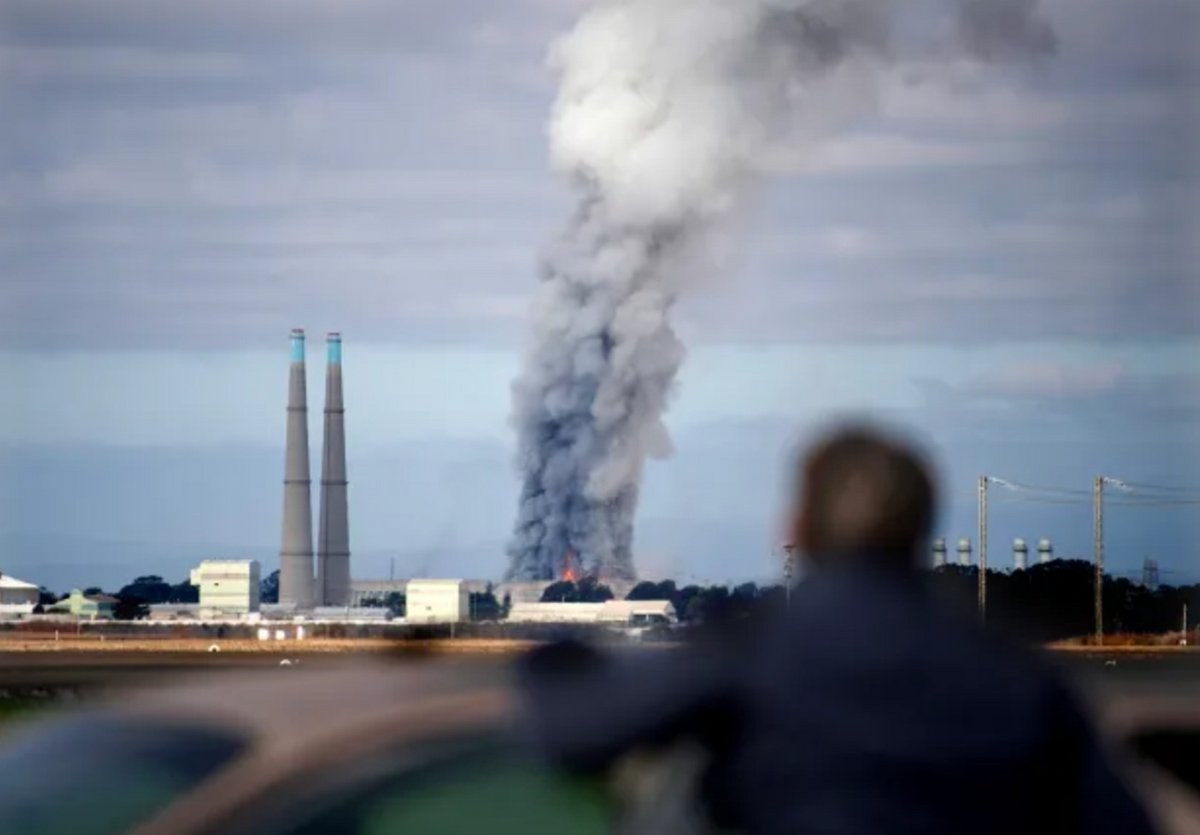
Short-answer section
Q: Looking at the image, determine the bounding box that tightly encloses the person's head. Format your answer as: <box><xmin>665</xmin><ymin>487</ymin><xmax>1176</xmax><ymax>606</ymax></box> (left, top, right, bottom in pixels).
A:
<box><xmin>789</xmin><ymin>425</ymin><xmax>937</xmax><ymax>571</ymax></box>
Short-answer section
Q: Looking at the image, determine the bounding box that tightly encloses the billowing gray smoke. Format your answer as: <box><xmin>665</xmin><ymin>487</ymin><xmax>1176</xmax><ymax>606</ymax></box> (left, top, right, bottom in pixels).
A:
<box><xmin>507</xmin><ymin>0</ymin><xmax>1055</xmax><ymax>582</ymax></box>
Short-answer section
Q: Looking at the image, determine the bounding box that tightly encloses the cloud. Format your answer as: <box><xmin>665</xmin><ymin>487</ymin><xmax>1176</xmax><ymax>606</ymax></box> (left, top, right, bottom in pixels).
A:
<box><xmin>958</xmin><ymin>360</ymin><xmax>1128</xmax><ymax>399</ymax></box>
<box><xmin>0</xmin><ymin>0</ymin><xmax>1196</xmax><ymax>349</ymax></box>
<box><xmin>914</xmin><ymin>365</ymin><xmax>1200</xmax><ymax>437</ymax></box>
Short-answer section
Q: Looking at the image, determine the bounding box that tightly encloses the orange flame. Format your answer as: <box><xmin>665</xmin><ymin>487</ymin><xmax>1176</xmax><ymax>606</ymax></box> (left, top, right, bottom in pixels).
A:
<box><xmin>562</xmin><ymin>550</ymin><xmax>580</xmax><ymax>582</ymax></box>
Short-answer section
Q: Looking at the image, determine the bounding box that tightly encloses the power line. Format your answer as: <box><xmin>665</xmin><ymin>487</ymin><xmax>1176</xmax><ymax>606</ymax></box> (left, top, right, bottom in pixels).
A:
<box><xmin>987</xmin><ymin>478</ymin><xmax>1091</xmax><ymax>497</ymax></box>
<box><xmin>991</xmin><ymin>495</ymin><xmax>1200</xmax><ymax>508</ymax></box>
<box><xmin>1122</xmin><ymin>481</ymin><xmax>1200</xmax><ymax>494</ymax></box>
<box><xmin>993</xmin><ymin>496</ymin><xmax>1091</xmax><ymax>506</ymax></box>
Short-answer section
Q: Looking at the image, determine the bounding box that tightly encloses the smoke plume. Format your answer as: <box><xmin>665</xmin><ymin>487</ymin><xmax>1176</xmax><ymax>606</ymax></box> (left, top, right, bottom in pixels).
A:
<box><xmin>507</xmin><ymin>0</ymin><xmax>1055</xmax><ymax>582</ymax></box>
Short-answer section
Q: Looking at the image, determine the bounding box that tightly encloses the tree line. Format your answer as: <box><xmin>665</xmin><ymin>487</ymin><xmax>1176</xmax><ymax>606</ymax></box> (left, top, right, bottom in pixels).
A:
<box><xmin>532</xmin><ymin>562</ymin><xmax>1199</xmax><ymax>641</ymax></box>
<box><xmin>38</xmin><ymin>560</ymin><xmax>1200</xmax><ymax>639</ymax></box>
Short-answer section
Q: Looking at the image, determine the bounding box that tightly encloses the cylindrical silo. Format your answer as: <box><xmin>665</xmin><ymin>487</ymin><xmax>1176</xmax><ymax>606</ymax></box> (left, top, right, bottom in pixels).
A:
<box><xmin>1037</xmin><ymin>538</ymin><xmax>1053</xmax><ymax>565</ymax></box>
<box><xmin>932</xmin><ymin>538</ymin><xmax>948</xmax><ymax>568</ymax></box>
<box><xmin>1013</xmin><ymin>538</ymin><xmax>1028</xmax><ymax>571</ymax></box>
<box><xmin>957</xmin><ymin>537</ymin><xmax>972</xmax><ymax>567</ymax></box>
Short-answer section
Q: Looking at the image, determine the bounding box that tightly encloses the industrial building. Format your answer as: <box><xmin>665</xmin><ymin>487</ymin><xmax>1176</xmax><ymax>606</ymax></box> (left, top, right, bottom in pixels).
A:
<box><xmin>51</xmin><ymin>589</ymin><xmax>117</xmax><ymax>619</ymax></box>
<box><xmin>311</xmin><ymin>606</ymin><xmax>392</xmax><ymax>622</ymax></box>
<box><xmin>508</xmin><ymin>600</ymin><xmax>677</xmax><ymax>626</ymax></box>
<box><xmin>0</xmin><ymin>573</ymin><xmax>39</xmax><ymax>617</ymax></box>
<box><xmin>0</xmin><ymin>573</ymin><xmax>39</xmax><ymax>606</ymax></box>
<box><xmin>349</xmin><ymin>579</ymin><xmax>408</xmax><ymax>607</ymax></box>
<box><xmin>190</xmin><ymin>560</ymin><xmax>261</xmax><ymax>615</ymax></box>
<box><xmin>406</xmin><ymin>580</ymin><xmax>469</xmax><ymax>624</ymax></box>
<box><xmin>278</xmin><ymin>329</ymin><xmax>352</xmax><ymax>610</ymax></box>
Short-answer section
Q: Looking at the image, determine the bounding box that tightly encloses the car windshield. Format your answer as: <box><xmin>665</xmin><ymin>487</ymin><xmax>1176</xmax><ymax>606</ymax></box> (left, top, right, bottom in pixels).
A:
<box><xmin>0</xmin><ymin>714</ymin><xmax>246</xmax><ymax>835</ymax></box>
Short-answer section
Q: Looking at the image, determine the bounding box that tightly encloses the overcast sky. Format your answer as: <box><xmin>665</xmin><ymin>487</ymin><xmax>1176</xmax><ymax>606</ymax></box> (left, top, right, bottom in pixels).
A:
<box><xmin>0</xmin><ymin>0</ymin><xmax>1197</xmax><ymax>589</ymax></box>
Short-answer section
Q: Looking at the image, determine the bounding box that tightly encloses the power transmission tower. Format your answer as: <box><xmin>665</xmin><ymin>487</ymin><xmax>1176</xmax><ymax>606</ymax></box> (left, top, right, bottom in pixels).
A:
<box><xmin>978</xmin><ymin>475</ymin><xmax>988</xmax><ymax>621</ymax></box>
<box><xmin>1142</xmin><ymin>558</ymin><xmax>1160</xmax><ymax>591</ymax></box>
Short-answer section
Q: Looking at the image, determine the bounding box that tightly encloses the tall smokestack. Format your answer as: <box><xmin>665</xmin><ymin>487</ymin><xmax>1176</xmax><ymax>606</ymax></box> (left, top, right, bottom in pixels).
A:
<box><xmin>317</xmin><ymin>332</ymin><xmax>350</xmax><ymax>606</ymax></box>
<box><xmin>279</xmin><ymin>329</ymin><xmax>314</xmax><ymax>608</ymax></box>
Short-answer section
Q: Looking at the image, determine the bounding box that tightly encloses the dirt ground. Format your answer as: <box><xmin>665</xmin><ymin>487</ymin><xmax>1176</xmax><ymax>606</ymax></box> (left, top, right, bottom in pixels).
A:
<box><xmin>0</xmin><ymin>635</ymin><xmax>538</xmax><ymax>654</ymax></box>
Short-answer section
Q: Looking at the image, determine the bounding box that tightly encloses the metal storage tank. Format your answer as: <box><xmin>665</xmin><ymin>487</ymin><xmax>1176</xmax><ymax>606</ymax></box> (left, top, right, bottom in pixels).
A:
<box><xmin>957</xmin><ymin>537</ymin><xmax>972</xmax><ymax>567</ymax></box>
<box><xmin>1037</xmin><ymin>538</ymin><xmax>1053</xmax><ymax>565</ymax></box>
<box><xmin>932</xmin><ymin>538</ymin><xmax>948</xmax><ymax>568</ymax></box>
<box><xmin>1013</xmin><ymin>538</ymin><xmax>1029</xmax><ymax>571</ymax></box>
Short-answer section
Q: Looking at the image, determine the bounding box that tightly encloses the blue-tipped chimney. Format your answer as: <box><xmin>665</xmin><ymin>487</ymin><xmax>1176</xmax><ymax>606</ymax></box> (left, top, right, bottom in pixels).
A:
<box><xmin>279</xmin><ymin>329</ymin><xmax>315</xmax><ymax>608</ymax></box>
<box><xmin>317</xmin><ymin>332</ymin><xmax>351</xmax><ymax>605</ymax></box>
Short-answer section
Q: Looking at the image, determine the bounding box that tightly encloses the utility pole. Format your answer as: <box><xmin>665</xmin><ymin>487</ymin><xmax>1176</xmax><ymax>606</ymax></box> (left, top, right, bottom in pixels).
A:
<box><xmin>1093</xmin><ymin>476</ymin><xmax>1131</xmax><ymax>645</ymax></box>
<box><xmin>783</xmin><ymin>544</ymin><xmax>795</xmax><ymax>609</ymax></box>
<box><xmin>978</xmin><ymin>475</ymin><xmax>988</xmax><ymax>622</ymax></box>
<box><xmin>1093</xmin><ymin>476</ymin><xmax>1104</xmax><ymax>645</ymax></box>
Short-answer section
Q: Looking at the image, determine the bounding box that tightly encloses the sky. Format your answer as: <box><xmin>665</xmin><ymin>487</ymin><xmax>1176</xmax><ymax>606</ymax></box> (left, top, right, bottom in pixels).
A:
<box><xmin>0</xmin><ymin>0</ymin><xmax>1197</xmax><ymax>591</ymax></box>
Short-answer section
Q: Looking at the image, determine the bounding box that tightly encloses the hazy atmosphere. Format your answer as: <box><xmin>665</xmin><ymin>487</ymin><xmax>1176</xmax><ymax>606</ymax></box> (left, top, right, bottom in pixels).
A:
<box><xmin>2</xmin><ymin>0</ymin><xmax>1197</xmax><ymax>592</ymax></box>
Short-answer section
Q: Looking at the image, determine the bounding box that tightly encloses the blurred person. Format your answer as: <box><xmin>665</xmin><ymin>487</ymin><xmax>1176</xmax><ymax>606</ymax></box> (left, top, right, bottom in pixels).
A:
<box><xmin>517</xmin><ymin>425</ymin><xmax>1158</xmax><ymax>835</ymax></box>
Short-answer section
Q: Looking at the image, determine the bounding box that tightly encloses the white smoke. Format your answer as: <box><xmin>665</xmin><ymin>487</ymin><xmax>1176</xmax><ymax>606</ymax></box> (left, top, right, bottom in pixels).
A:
<box><xmin>507</xmin><ymin>0</ymin><xmax>1055</xmax><ymax>582</ymax></box>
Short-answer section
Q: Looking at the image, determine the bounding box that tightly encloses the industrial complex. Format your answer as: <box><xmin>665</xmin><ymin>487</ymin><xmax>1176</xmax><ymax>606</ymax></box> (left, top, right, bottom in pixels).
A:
<box><xmin>0</xmin><ymin>331</ymin><xmax>1147</xmax><ymax>636</ymax></box>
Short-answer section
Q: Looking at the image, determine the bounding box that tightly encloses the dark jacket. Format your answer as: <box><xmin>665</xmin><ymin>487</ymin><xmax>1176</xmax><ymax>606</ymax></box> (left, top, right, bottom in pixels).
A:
<box><xmin>518</xmin><ymin>565</ymin><xmax>1157</xmax><ymax>835</ymax></box>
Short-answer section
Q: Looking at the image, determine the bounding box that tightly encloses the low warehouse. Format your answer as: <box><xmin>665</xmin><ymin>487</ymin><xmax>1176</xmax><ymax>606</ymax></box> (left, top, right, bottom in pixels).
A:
<box><xmin>0</xmin><ymin>572</ymin><xmax>39</xmax><ymax>617</ymax></box>
<box><xmin>0</xmin><ymin>573</ymin><xmax>39</xmax><ymax>606</ymax></box>
<box><xmin>507</xmin><ymin>599</ymin><xmax>676</xmax><ymax>625</ymax></box>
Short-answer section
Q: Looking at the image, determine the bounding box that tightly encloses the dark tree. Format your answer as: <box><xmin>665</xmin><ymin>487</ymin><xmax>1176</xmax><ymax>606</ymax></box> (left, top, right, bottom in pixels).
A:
<box><xmin>684</xmin><ymin>586</ymin><xmax>731</xmax><ymax>624</ymax></box>
<box><xmin>627</xmin><ymin>580</ymin><xmax>678</xmax><ymax>602</ymax></box>
<box><xmin>113</xmin><ymin>597</ymin><xmax>149</xmax><ymax>620</ymax></box>
<box><xmin>383</xmin><ymin>592</ymin><xmax>405</xmax><ymax>617</ymax></box>
<box><xmin>169</xmin><ymin>580</ymin><xmax>199</xmax><ymax>604</ymax></box>
<box><xmin>83</xmin><ymin>587</ymin><xmax>104</xmax><ymax>596</ymax></box>
<box><xmin>118</xmin><ymin>575</ymin><xmax>172</xmax><ymax>605</ymax></box>
<box><xmin>37</xmin><ymin>587</ymin><xmax>57</xmax><ymax>606</ymax></box>
<box><xmin>540</xmin><ymin>581</ymin><xmax>578</xmax><ymax>603</ymax></box>
<box><xmin>670</xmin><ymin>585</ymin><xmax>700</xmax><ymax>619</ymax></box>
<box><xmin>260</xmin><ymin>569</ymin><xmax>280</xmax><ymax>604</ymax></box>
<box><xmin>577</xmin><ymin>577</ymin><xmax>614</xmax><ymax>602</ymax></box>
<box><xmin>626</xmin><ymin>581</ymin><xmax>662</xmax><ymax>601</ymax></box>
<box><xmin>470</xmin><ymin>587</ymin><xmax>502</xmax><ymax>621</ymax></box>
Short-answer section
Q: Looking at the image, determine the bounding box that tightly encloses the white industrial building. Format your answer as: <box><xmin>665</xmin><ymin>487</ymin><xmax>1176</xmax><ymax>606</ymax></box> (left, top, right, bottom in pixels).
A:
<box><xmin>508</xmin><ymin>599</ymin><xmax>677</xmax><ymax>626</ymax></box>
<box><xmin>405</xmin><ymin>579</ymin><xmax>469</xmax><ymax>624</ymax></box>
<box><xmin>311</xmin><ymin>606</ymin><xmax>392</xmax><ymax>622</ymax></box>
<box><xmin>349</xmin><ymin>579</ymin><xmax>408</xmax><ymax>606</ymax></box>
<box><xmin>0</xmin><ymin>572</ymin><xmax>39</xmax><ymax>617</ymax></box>
<box><xmin>189</xmin><ymin>559</ymin><xmax>261</xmax><ymax>615</ymax></box>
